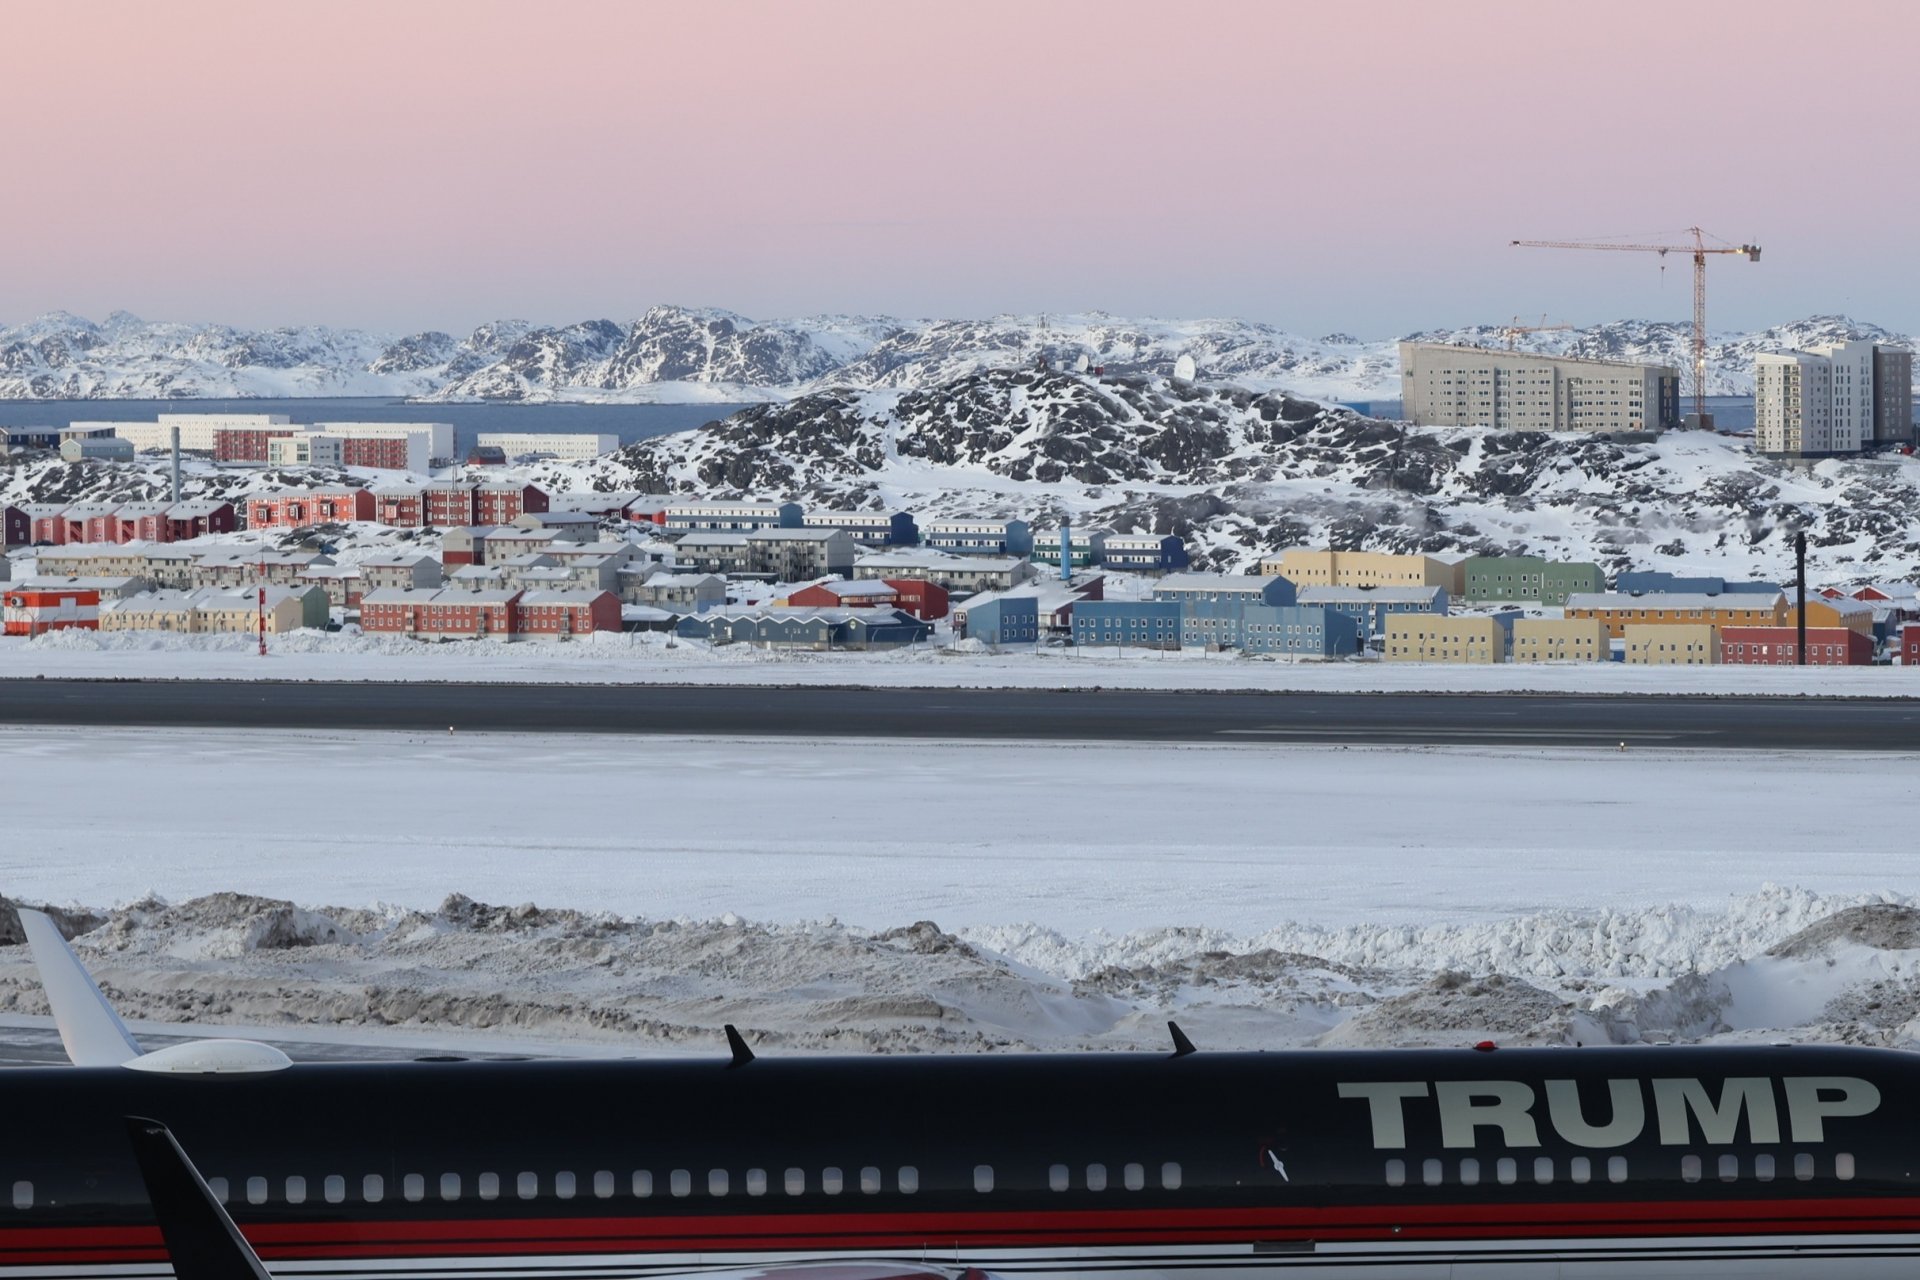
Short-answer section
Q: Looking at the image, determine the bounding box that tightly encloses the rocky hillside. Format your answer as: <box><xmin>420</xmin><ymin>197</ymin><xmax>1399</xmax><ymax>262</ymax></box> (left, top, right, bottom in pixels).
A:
<box><xmin>1</xmin><ymin>308</ymin><xmax>1908</xmax><ymax>404</ymax></box>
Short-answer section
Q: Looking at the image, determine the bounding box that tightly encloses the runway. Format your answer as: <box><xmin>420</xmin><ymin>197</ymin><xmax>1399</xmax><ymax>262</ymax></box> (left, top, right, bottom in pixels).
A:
<box><xmin>0</xmin><ymin>678</ymin><xmax>1912</xmax><ymax>749</ymax></box>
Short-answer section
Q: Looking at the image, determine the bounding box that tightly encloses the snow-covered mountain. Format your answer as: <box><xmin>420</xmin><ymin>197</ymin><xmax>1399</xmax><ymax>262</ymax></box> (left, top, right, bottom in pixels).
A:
<box><xmin>0</xmin><ymin>308</ymin><xmax>1909</xmax><ymax>404</ymax></box>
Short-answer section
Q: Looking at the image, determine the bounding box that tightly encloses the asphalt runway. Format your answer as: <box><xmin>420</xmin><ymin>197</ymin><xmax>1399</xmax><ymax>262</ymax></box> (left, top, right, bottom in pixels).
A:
<box><xmin>0</xmin><ymin>679</ymin><xmax>1914</xmax><ymax>749</ymax></box>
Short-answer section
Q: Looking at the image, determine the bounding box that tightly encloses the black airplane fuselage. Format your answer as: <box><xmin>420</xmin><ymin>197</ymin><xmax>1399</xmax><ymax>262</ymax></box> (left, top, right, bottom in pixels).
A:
<box><xmin>4</xmin><ymin>1043</ymin><xmax>1919</xmax><ymax>1279</ymax></box>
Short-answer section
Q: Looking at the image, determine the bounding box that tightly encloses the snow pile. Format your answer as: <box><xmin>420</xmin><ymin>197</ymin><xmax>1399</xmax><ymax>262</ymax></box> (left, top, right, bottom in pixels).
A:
<box><xmin>3</xmin><ymin>889</ymin><xmax>1917</xmax><ymax>1054</ymax></box>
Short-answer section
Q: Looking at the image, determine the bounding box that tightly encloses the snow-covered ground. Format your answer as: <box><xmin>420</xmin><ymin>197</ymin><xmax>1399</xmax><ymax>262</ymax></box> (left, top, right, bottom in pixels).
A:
<box><xmin>3</xmin><ymin>726</ymin><xmax>1919</xmax><ymax>1054</ymax></box>
<box><xmin>5</xmin><ymin>627</ymin><xmax>1919</xmax><ymax>695</ymax></box>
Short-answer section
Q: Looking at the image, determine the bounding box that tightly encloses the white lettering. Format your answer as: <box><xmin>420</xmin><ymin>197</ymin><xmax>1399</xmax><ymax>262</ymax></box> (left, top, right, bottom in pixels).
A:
<box><xmin>1783</xmin><ymin>1076</ymin><xmax>1881</xmax><ymax>1143</ymax></box>
<box><xmin>1338</xmin><ymin>1081</ymin><xmax>1429</xmax><ymax>1149</ymax></box>
<box><xmin>1544</xmin><ymin>1078</ymin><xmax>1646</xmax><ymax>1149</ymax></box>
<box><xmin>1437</xmin><ymin>1080</ymin><xmax>1540</xmax><ymax>1149</ymax></box>
<box><xmin>1653</xmin><ymin>1078</ymin><xmax>1779</xmax><ymax>1146</ymax></box>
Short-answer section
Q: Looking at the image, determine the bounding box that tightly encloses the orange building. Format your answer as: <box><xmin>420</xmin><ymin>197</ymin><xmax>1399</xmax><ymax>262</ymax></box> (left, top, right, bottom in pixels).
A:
<box><xmin>1564</xmin><ymin>592</ymin><xmax>1785</xmax><ymax>640</ymax></box>
<box><xmin>1785</xmin><ymin>596</ymin><xmax>1874</xmax><ymax>636</ymax></box>
<box><xmin>2</xmin><ymin>586</ymin><xmax>100</xmax><ymax>637</ymax></box>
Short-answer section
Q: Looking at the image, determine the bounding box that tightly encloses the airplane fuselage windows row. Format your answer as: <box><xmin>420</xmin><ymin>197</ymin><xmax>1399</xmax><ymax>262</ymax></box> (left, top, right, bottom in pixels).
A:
<box><xmin>1382</xmin><ymin>1153</ymin><xmax>1857</xmax><ymax>1188</ymax></box>
<box><xmin>194</xmin><ymin>1162</ymin><xmax>1187</xmax><ymax>1208</ymax></box>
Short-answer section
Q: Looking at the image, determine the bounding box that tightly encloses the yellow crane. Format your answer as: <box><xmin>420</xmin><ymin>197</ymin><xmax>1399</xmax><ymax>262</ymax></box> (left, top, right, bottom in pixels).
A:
<box><xmin>1498</xmin><ymin>314</ymin><xmax>1573</xmax><ymax>350</ymax></box>
<box><xmin>1510</xmin><ymin>227</ymin><xmax>1761</xmax><ymax>426</ymax></box>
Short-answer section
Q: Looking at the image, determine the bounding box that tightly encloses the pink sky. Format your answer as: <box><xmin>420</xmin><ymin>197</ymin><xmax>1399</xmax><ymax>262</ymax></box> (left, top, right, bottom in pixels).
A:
<box><xmin>2</xmin><ymin>0</ymin><xmax>1914</xmax><ymax>335</ymax></box>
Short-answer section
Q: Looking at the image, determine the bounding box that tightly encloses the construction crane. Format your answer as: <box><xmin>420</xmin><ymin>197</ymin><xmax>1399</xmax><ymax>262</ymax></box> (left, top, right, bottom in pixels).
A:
<box><xmin>1510</xmin><ymin>227</ymin><xmax>1761</xmax><ymax>427</ymax></box>
<box><xmin>1498</xmin><ymin>314</ymin><xmax>1573</xmax><ymax>350</ymax></box>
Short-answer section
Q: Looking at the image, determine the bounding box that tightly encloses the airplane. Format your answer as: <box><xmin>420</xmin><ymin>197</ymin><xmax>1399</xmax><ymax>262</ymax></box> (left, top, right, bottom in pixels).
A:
<box><xmin>5</xmin><ymin>907</ymin><xmax>1920</xmax><ymax>1279</ymax></box>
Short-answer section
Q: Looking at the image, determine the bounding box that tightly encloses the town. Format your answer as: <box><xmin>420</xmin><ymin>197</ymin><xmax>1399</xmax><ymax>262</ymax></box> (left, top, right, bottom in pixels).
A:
<box><xmin>4</xmin><ymin>404</ymin><xmax>1916</xmax><ymax>668</ymax></box>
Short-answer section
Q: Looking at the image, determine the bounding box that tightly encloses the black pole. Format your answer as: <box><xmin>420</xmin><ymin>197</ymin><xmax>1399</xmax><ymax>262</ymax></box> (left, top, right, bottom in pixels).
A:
<box><xmin>1795</xmin><ymin>530</ymin><xmax>1807</xmax><ymax>666</ymax></box>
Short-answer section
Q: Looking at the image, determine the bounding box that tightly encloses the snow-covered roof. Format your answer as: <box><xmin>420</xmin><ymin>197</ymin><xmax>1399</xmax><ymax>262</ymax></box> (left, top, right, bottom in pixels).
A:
<box><xmin>804</xmin><ymin>579</ymin><xmax>899</xmax><ymax>599</ymax></box>
<box><xmin>675</xmin><ymin>532</ymin><xmax>751</xmax><ymax>546</ymax></box>
<box><xmin>856</xmin><ymin>550</ymin><xmax>1019</xmax><ymax>570</ymax></box>
<box><xmin>1795</xmin><ymin>596</ymin><xmax>1873</xmax><ymax>617</ymax></box>
<box><xmin>1567</xmin><ymin>592</ymin><xmax>1784</xmax><ymax>611</ymax></box>
<box><xmin>358</xmin><ymin>552</ymin><xmax>437</xmax><ymax>568</ymax></box>
<box><xmin>747</xmin><ymin>528</ymin><xmax>842</xmax><ymax>542</ymax></box>
<box><xmin>519</xmin><ymin>589</ymin><xmax>614</xmax><ymax>605</ymax></box>
<box><xmin>17</xmin><ymin>575</ymin><xmax>145</xmax><ymax>591</ymax></box>
<box><xmin>1299</xmin><ymin>586</ymin><xmax>1446</xmax><ymax>605</ymax></box>
<box><xmin>495</xmin><ymin>553</ymin><xmax>556</xmax><ymax>568</ymax></box>
<box><xmin>1154</xmin><ymin>572</ymin><xmax>1276</xmax><ymax>595</ymax></box>
<box><xmin>362</xmin><ymin>587</ymin><xmax>520</xmax><ymax>605</ymax></box>
<box><xmin>706</xmin><ymin>607</ymin><xmax>913</xmax><ymax>624</ymax></box>
<box><xmin>636</xmin><ymin>571</ymin><xmax>722</xmax><ymax>588</ymax></box>
<box><xmin>449</xmin><ymin>565</ymin><xmax>503</xmax><ymax>581</ymax></box>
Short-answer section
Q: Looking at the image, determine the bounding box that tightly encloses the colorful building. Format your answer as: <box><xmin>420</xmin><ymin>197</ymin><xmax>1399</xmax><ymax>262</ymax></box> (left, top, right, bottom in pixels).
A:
<box><xmin>1384</xmin><ymin>614</ymin><xmax>1509</xmax><ymax>663</ymax></box>
<box><xmin>1625</xmin><ymin>623</ymin><xmax>1720</xmax><ymax>665</ymax></box>
<box><xmin>1565</xmin><ymin>592</ymin><xmax>1786</xmax><ymax>639</ymax></box>
<box><xmin>1462</xmin><ymin>556</ymin><xmax>1605</xmax><ymax>606</ymax></box>
<box><xmin>1721</xmin><ymin>626</ymin><xmax>1873</xmax><ymax>666</ymax></box>
<box><xmin>1512</xmin><ymin>617</ymin><xmax>1611</xmax><ymax>663</ymax></box>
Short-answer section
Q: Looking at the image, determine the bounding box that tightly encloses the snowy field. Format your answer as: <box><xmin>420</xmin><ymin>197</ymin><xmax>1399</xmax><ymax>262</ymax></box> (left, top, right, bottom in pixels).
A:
<box><xmin>3</xmin><ymin>726</ymin><xmax>1920</xmax><ymax>1055</ymax></box>
<box><xmin>5</xmin><ymin>629</ymin><xmax>1920</xmax><ymax>695</ymax></box>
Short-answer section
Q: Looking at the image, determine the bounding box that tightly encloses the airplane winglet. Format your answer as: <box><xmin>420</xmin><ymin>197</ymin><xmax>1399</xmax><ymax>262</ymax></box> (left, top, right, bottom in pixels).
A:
<box><xmin>124</xmin><ymin>1116</ymin><xmax>273</xmax><ymax>1280</ymax></box>
<box><xmin>1168</xmin><ymin>1020</ymin><xmax>1197</xmax><ymax>1058</ymax></box>
<box><xmin>724</xmin><ymin>1023</ymin><xmax>755</xmax><ymax>1068</ymax></box>
<box><xmin>19</xmin><ymin>908</ymin><xmax>142</xmax><ymax>1067</ymax></box>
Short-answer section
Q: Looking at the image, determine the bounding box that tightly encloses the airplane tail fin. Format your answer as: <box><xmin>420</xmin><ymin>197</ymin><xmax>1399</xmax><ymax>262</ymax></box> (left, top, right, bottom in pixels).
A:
<box><xmin>124</xmin><ymin>1116</ymin><xmax>272</xmax><ymax>1280</ymax></box>
<box><xmin>18</xmin><ymin>908</ymin><xmax>142</xmax><ymax>1067</ymax></box>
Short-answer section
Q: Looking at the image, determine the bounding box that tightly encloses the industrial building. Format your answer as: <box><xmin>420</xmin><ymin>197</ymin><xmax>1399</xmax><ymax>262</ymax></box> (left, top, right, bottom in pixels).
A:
<box><xmin>1754</xmin><ymin>340</ymin><xmax>1914</xmax><ymax>457</ymax></box>
<box><xmin>1625</xmin><ymin>623</ymin><xmax>1720</xmax><ymax>665</ymax></box>
<box><xmin>1461</xmin><ymin>556</ymin><xmax>1604</xmax><ymax>606</ymax></box>
<box><xmin>1511</xmin><ymin>617</ymin><xmax>1611</xmax><ymax>663</ymax></box>
<box><xmin>1399</xmin><ymin>342</ymin><xmax>1679</xmax><ymax>434</ymax></box>
<box><xmin>1383</xmin><ymin>614</ymin><xmax>1511</xmax><ymax>663</ymax></box>
<box><xmin>3</xmin><ymin>586</ymin><xmax>100</xmax><ymax>636</ymax></box>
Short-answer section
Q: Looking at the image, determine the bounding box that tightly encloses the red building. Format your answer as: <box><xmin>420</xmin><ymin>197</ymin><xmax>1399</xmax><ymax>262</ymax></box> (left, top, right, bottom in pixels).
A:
<box><xmin>882</xmin><ymin>577</ymin><xmax>950</xmax><ymax>621</ymax></box>
<box><xmin>787</xmin><ymin>579</ymin><xmax>900</xmax><ymax>610</ymax></box>
<box><xmin>515</xmin><ymin>589</ymin><xmax>620</xmax><ymax>639</ymax></box>
<box><xmin>3</xmin><ymin>586</ymin><xmax>100</xmax><ymax>636</ymax></box>
<box><xmin>475</xmin><ymin>483</ymin><xmax>549</xmax><ymax>525</ymax></box>
<box><xmin>424</xmin><ymin>481</ymin><xmax>479</xmax><ymax>528</ymax></box>
<box><xmin>3</xmin><ymin>504</ymin><xmax>25</xmax><ymax>547</ymax></box>
<box><xmin>213</xmin><ymin>426</ymin><xmax>299</xmax><ymax>463</ymax></box>
<box><xmin>360</xmin><ymin>588</ymin><xmax>520</xmax><ymax>640</ymax></box>
<box><xmin>27</xmin><ymin>506</ymin><xmax>67</xmax><ymax>545</ymax></box>
<box><xmin>114</xmin><ymin>504</ymin><xmax>175</xmax><ymax>543</ymax></box>
<box><xmin>1721</xmin><ymin>626</ymin><xmax>1874</xmax><ymax>667</ymax></box>
<box><xmin>1904</xmin><ymin>623</ymin><xmax>1920</xmax><ymax>668</ymax></box>
<box><xmin>374</xmin><ymin>487</ymin><xmax>424</xmax><ymax>528</ymax></box>
<box><xmin>248</xmin><ymin>489</ymin><xmax>376</xmax><ymax>529</ymax></box>
<box><xmin>340</xmin><ymin>436</ymin><xmax>414</xmax><ymax>470</ymax></box>
<box><xmin>165</xmin><ymin>500</ymin><xmax>237</xmax><ymax>539</ymax></box>
<box><xmin>58</xmin><ymin>504</ymin><xmax>121</xmax><ymax>545</ymax></box>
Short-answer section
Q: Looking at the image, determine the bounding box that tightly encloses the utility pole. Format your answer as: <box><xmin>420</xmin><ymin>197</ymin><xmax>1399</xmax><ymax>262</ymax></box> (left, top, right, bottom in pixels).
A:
<box><xmin>1794</xmin><ymin>530</ymin><xmax>1807</xmax><ymax>666</ymax></box>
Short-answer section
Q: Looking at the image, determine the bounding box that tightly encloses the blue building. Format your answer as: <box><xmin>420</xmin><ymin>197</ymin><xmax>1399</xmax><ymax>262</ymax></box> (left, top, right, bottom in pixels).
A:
<box><xmin>1101</xmin><ymin>533</ymin><xmax>1189</xmax><ymax>572</ymax></box>
<box><xmin>1296</xmin><ymin>585</ymin><xmax>1448</xmax><ymax>643</ymax></box>
<box><xmin>1151</xmin><ymin>572</ymin><xmax>1297</xmax><ymax>648</ymax></box>
<box><xmin>676</xmin><ymin>607</ymin><xmax>931</xmax><ymax>650</ymax></box>
<box><xmin>1031</xmin><ymin>527</ymin><xmax>1107</xmax><ymax>570</ymax></box>
<box><xmin>1241</xmin><ymin>605</ymin><xmax>1362</xmax><ymax>657</ymax></box>
<box><xmin>922</xmin><ymin>519</ymin><xmax>1033</xmax><ymax>557</ymax></box>
<box><xmin>801</xmin><ymin>510</ymin><xmax>919</xmax><ymax>547</ymax></box>
<box><xmin>952</xmin><ymin>592</ymin><xmax>1040</xmax><ymax>645</ymax></box>
<box><xmin>1615</xmin><ymin>571</ymin><xmax>1782</xmax><ymax>596</ymax></box>
<box><xmin>1071</xmin><ymin>599</ymin><xmax>1183</xmax><ymax>649</ymax></box>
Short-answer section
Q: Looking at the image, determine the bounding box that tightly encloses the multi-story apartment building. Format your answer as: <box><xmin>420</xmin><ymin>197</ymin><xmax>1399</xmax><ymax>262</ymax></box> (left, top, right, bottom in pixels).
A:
<box><xmin>1566</xmin><ymin>591</ymin><xmax>1786</xmax><ymax>639</ymax></box>
<box><xmin>1400</xmin><ymin>343</ymin><xmax>1679</xmax><ymax>433</ymax></box>
<box><xmin>1625</xmin><ymin>623</ymin><xmax>1720</xmax><ymax>665</ymax></box>
<box><xmin>474</xmin><ymin>432</ymin><xmax>619</xmax><ymax>461</ymax></box>
<box><xmin>1755</xmin><ymin>340</ymin><xmax>1914</xmax><ymax>456</ymax></box>
<box><xmin>1264</xmin><ymin>550</ymin><xmax>1464</xmax><ymax>596</ymax></box>
<box><xmin>1383</xmin><ymin>614</ymin><xmax>1511</xmax><ymax>663</ymax></box>
<box><xmin>1511</xmin><ymin>617</ymin><xmax>1611</xmax><ymax>663</ymax></box>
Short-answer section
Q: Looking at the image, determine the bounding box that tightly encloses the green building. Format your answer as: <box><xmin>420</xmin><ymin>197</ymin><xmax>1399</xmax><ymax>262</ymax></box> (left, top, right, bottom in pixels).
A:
<box><xmin>1463</xmin><ymin>556</ymin><xmax>1604</xmax><ymax>606</ymax></box>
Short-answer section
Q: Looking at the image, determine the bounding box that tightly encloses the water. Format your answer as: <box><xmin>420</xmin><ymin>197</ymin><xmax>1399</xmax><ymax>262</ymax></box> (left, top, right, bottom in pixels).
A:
<box><xmin>0</xmin><ymin>398</ymin><xmax>751</xmax><ymax>458</ymax></box>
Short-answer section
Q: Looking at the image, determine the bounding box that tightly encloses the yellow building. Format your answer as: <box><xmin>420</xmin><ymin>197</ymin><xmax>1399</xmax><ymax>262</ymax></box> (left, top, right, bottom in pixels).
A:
<box><xmin>98</xmin><ymin>588</ymin><xmax>312</xmax><ymax>635</ymax></box>
<box><xmin>1786</xmin><ymin>597</ymin><xmax>1874</xmax><ymax>636</ymax></box>
<box><xmin>1384</xmin><ymin>614</ymin><xmax>1508</xmax><ymax>663</ymax></box>
<box><xmin>1624</xmin><ymin>623</ymin><xmax>1720</xmax><ymax>665</ymax></box>
<box><xmin>1511</xmin><ymin>616</ymin><xmax>1611</xmax><ymax>663</ymax></box>
<box><xmin>1565</xmin><ymin>592</ymin><xmax>1784</xmax><ymax>639</ymax></box>
<box><xmin>1263</xmin><ymin>549</ymin><xmax>1465</xmax><ymax>595</ymax></box>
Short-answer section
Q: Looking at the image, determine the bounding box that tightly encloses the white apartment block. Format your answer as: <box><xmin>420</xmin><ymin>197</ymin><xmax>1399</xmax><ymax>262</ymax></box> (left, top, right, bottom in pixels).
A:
<box><xmin>1399</xmin><ymin>343</ymin><xmax>1679</xmax><ymax>433</ymax></box>
<box><xmin>311</xmin><ymin>421</ymin><xmax>455</xmax><ymax>460</ymax></box>
<box><xmin>475</xmin><ymin>432</ymin><xmax>619</xmax><ymax>460</ymax></box>
<box><xmin>97</xmin><ymin>413</ymin><xmax>293</xmax><ymax>451</ymax></box>
<box><xmin>1755</xmin><ymin>340</ymin><xmax>1913</xmax><ymax>457</ymax></box>
<box><xmin>267</xmin><ymin>434</ymin><xmax>344</xmax><ymax>467</ymax></box>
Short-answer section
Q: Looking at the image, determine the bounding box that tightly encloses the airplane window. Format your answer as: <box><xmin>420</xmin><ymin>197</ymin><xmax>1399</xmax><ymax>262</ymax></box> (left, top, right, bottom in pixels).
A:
<box><xmin>519</xmin><ymin>1172</ymin><xmax>539</xmax><ymax>1200</ymax></box>
<box><xmin>595</xmin><ymin>1171</ymin><xmax>616</xmax><ymax>1199</ymax></box>
<box><xmin>822</xmin><ymin>1168</ymin><xmax>844</xmax><ymax>1195</ymax></box>
<box><xmin>1755</xmin><ymin>1155</ymin><xmax>1775</xmax><ymax>1182</ymax></box>
<box><xmin>709</xmin><ymin>1171</ymin><xmax>729</xmax><ymax>1197</ymax></box>
<box><xmin>209</xmin><ymin>1177</ymin><xmax>229</xmax><ymax>1204</ymax></box>
<box><xmin>899</xmin><ymin>1167</ymin><xmax>919</xmax><ymax>1194</ymax></box>
<box><xmin>784</xmin><ymin>1169</ymin><xmax>805</xmax><ymax>1196</ymax></box>
<box><xmin>1570</xmin><ymin>1157</ymin><xmax>1590</xmax><ymax>1185</ymax></box>
<box><xmin>478</xmin><ymin>1173</ymin><xmax>499</xmax><ymax>1201</ymax></box>
<box><xmin>1794</xmin><ymin>1154</ymin><xmax>1815</xmax><ymax>1182</ymax></box>
<box><xmin>1123</xmin><ymin>1163</ymin><xmax>1144</xmax><ymax>1191</ymax></box>
<box><xmin>974</xmin><ymin>1165</ymin><xmax>994</xmax><ymax>1193</ymax></box>
<box><xmin>324</xmin><ymin>1176</ymin><xmax>345</xmax><ymax>1204</ymax></box>
<box><xmin>1607</xmin><ymin>1157</ymin><xmax>1627</xmax><ymax>1184</ymax></box>
<box><xmin>1049</xmin><ymin>1164</ymin><xmax>1069</xmax><ymax>1192</ymax></box>
<box><xmin>1534</xmin><ymin>1158</ymin><xmax>1553</xmax><ymax>1185</ymax></box>
<box><xmin>1496</xmin><ymin>1159</ymin><xmax>1516</xmax><ymax>1186</ymax></box>
<box><xmin>9</xmin><ymin>1183</ymin><xmax>28</xmax><ymax>1211</ymax></box>
<box><xmin>860</xmin><ymin>1167</ymin><xmax>881</xmax><ymax>1194</ymax></box>
<box><xmin>285</xmin><ymin>1176</ymin><xmax>306</xmax><ymax>1205</ymax></box>
<box><xmin>1458</xmin><ymin>1158</ymin><xmax>1480</xmax><ymax>1186</ymax></box>
<box><xmin>1422</xmin><ymin>1159</ymin><xmax>1442</xmax><ymax>1186</ymax></box>
<box><xmin>1681</xmin><ymin>1156</ymin><xmax>1702</xmax><ymax>1183</ymax></box>
<box><xmin>1160</xmin><ymin>1162</ymin><xmax>1182</xmax><ymax>1190</ymax></box>
<box><xmin>633</xmin><ymin>1172</ymin><xmax>654</xmax><ymax>1198</ymax></box>
<box><xmin>1718</xmin><ymin>1155</ymin><xmax>1738</xmax><ymax>1183</ymax></box>
<box><xmin>404</xmin><ymin>1174</ymin><xmax>425</xmax><ymax>1202</ymax></box>
<box><xmin>556</xmin><ymin>1172</ymin><xmax>576</xmax><ymax>1200</ymax></box>
<box><xmin>440</xmin><ymin>1173</ymin><xmax>461</xmax><ymax>1201</ymax></box>
<box><xmin>1086</xmin><ymin>1164</ymin><xmax>1107</xmax><ymax>1192</ymax></box>
<box><xmin>1385</xmin><ymin>1160</ymin><xmax>1406</xmax><ymax>1187</ymax></box>
<box><xmin>247</xmin><ymin>1177</ymin><xmax>268</xmax><ymax>1205</ymax></box>
<box><xmin>671</xmin><ymin>1170</ymin><xmax>692</xmax><ymax>1197</ymax></box>
<box><xmin>1837</xmin><ymin>1154</ymin><xmax>1856</xmax><ymax>1181</ymax></box>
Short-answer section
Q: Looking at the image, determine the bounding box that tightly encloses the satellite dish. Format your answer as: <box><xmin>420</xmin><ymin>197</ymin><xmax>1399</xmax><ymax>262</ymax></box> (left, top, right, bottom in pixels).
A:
<box><xmin>1173</xmin><ymin>353</ymin><xmax>1197</xmax><ymax>382</ymax></box>
<box><xmin>1074</xmin><ymin>353</ymin><xmax>1090</xmax><ymax>374</ymax></box>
